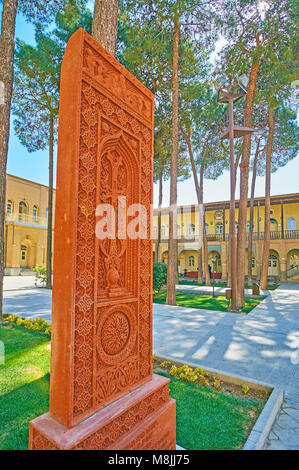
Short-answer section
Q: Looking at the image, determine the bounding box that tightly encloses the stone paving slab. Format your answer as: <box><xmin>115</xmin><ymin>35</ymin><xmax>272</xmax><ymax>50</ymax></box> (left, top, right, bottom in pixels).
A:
<box><xmin>153</xmin><ymin>283</ymin><xmax>299</xmax><ymax>450</ymax></box>
<box><xmin>3</xmin><ymin>276</ymin><xmax>52</xmax><ymax>322</ymax></box>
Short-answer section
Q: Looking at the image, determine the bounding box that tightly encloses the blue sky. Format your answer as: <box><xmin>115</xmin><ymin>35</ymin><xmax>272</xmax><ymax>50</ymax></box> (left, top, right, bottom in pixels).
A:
<box><xmin>4</xmin><ymin>7</ymin><xmax>299</xmax><ymax>206</ymax></box>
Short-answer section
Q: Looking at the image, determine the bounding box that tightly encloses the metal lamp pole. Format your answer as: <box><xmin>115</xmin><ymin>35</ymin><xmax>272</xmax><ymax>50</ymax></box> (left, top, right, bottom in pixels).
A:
<box><xmin>217</xmin><ymin>78</ymin><xmax>256</xmax><ymax>312</ymax></box>
<box><xmin>228</xmin><ymin>97</ymin><xmax>237</xmax><ymax>310</ymax></box>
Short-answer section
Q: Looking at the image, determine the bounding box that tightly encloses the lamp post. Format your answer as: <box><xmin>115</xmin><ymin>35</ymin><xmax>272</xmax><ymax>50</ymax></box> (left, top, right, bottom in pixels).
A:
<box><xmin>217</xmin><ymin>78</ymin><xmax>256</xmax><ymax>312</ymax></box>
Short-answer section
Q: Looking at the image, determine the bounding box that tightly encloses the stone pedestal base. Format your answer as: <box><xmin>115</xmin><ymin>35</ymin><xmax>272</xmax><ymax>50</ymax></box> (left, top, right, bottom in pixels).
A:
<box><xmin>29</xmin><ymin>375</ymin><xmax>176</xmax><ymax>450</ymax></box>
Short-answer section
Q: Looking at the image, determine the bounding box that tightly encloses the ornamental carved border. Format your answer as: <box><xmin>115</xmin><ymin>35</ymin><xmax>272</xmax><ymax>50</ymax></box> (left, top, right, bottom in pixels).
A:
<box><xmin>70</xmin><ymin>35</ymin><xmax>153</xmax><ymax>424</ymax></box>
<box><xmin>30</xmin><ymin>383</ymin><xmax>169</xmax><ymax>450</ymax></box>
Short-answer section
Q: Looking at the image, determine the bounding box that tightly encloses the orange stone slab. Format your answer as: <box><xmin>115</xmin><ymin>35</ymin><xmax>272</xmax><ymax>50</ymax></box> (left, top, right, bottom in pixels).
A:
<box><xmin>28</xmin><ymin>28</ymin><xmax>175</xmax><ymax>450</ymax></box>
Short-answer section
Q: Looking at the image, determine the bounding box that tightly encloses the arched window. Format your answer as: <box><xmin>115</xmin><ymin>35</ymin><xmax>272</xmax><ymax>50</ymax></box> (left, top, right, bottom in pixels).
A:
<box><xmin>189</xmin><ymin>224</ymin><xmax>195</xmax><ymax>235</ymax></box>
<box><xmin>6</xmin><ymin>200</ymin><xmax>13</xmax><ymax>215</ymax></box>
<box><xmin>188</xmin><ymin>255</ymin><xmax>195</xmax><ymax>267</ymax></box>
<box><xmin>216</xmin><ymin>223</ymin><xmax>223</xmax><ymax>234</ymax></box>
<box><xmin>33</xmin><ymin>205</ymin><xmax>38</xmax><ymax>221</ymax></box>
<box><xmin>205</xmin><ymin>223</ymin><xmax>209</xmax><ymax>235</ymax></box>
<box><xmin>268</xmin><ymin>253</ymin><xmax>278</xmax><ymax>267</ymax></box>
<box><xmin>288</xmin><ymin>217</ymin><xmax>296</xmax><ymax>230</ymax></box>
<box><xmin>153</xmin><ymin>226</ymin><xmax>158</xmax><ymax>238</ymax></box>
<box><xmin>161</xmin><ymin>225</ymin><xmax>165</xmax><ymax>237</ymax></box>
<box><xmin>19</xmin><ymin>201</ymin><xmax>27</xmax><ymax>221</ymax></box>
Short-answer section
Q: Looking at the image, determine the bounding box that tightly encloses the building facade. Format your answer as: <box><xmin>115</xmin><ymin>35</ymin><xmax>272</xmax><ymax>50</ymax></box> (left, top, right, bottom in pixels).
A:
<box><xmin>4</xmin><ymin>174</ymin><xmax>55</xmax><ymax>275</ymax></box>
<box><xmin>4</xmin><ymin>174</ymin><xmax>299</xmax><ymax>282</ymax></box>
<box><xmin>153</xmin><ymin>193</ymin><xmax>299</xmax><ymax>282</ymax></box>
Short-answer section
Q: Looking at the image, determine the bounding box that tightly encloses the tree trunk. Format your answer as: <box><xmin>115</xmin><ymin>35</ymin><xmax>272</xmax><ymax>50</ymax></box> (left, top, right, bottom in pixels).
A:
<box><xmin>181</xmin><ymin>130</ymin><xmax>204</xmax><ymax>284</ymax></box>
<box><xmin>166</xmin><ymin>19</ymin><xmax>180</xmax><ymax>305</ymax></box>
<box><xmin>46</xmin><ymin>116</ymin><xmax>54</xmax><ymax>289</ymax></box>
<box><xmin>260</xmin><ymin>108</ymin><xmax>275</xmax><ymax>290</ymax></box>
<box><xmin>198</xmin><ymin>164</ymin><xmax>204</xmax><ymax>284</ymax></box>
<box><xmin>247</xmin><ymin>139</ymin><xmax>260</xmax><ymax>287</ymax></box>
<box><xmin>0</xmin><ymin>0</ymin><xmax>19</xmax><ymax>321</ymax></box>
<box><xmin>236</xmin><ymin>58</ymin><xmax>260</xmax><ymax>308</ymax></box>
<box><xmin>92</xmin><ymin>0</ymin><xmax>119</xmax><ymax>56</ymax></box>
<box><xmin>203</xmin><ymin>210</ymin><xmax>210</xmax><ymax>286</ymax></box>
<box><xmin>155</xmin><ymin>172</ymin><xmax>163</xmax><ymax>263</ymax></box>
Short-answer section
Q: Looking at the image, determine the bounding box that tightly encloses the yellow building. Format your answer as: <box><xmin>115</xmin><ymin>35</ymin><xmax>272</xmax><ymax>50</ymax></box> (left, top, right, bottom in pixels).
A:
<box><xmin>4</xmin><ymin>174</ymin><xmax>55</xmax><ymax>275</ymax></box>
<box><xmin>153</xmin><ymin>193</ymin><xmax>299</xmax><ymax>282</ymax></box>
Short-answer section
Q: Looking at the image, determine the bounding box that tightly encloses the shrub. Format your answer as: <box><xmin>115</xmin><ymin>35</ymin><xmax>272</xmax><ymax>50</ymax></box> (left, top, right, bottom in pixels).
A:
<box><xmin>4</xmin><ymin>315</ymin><xmax>51</xmax><ymax>336</ymax></box>
<box><xmin>213</xmin><ymin>379</ymin><xmax>221</xmax><ymax>390</ymax></box>
<box><xmin>241</xmin><ymin>385</ymin><xmax>249</xmax><ymax>394</ymax></box>
<box><xmin>153</xmin><ymin>262</ymin><xmax>167</xmax><ymax>297</ymax></box>
<box><xmin>199</xmin><ymin>375</ymin><xmax>210</xmax><ymax>387</ymax></box>
<box><xmin>194</xmin><ymin>367</ymin><xmax>208</xmax><ymax>378</ymax></box>
<box><xmin>160</xmin><ymin>361</ymin><xmax>171</xmax><ymax>368</ymax></box>
<box><xmin>33</xmin><ymin>264</ymin><xmax>48</xmax><ymax>287</ymax></box>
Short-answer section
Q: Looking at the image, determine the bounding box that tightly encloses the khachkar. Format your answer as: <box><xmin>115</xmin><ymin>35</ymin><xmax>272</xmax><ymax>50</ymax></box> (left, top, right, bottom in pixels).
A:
<box><xmin>28</xmin><ymin>28</ymin><xmax>176</xmax><ymax>450</ymax></box>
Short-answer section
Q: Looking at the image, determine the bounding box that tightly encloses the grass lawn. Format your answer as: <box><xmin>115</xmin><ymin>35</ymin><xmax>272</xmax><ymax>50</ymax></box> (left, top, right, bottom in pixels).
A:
<box><xmin>156</xmin><ymin>371</ymin><xmax>264</xmax><ymax>450</ymax></box>
<box><xmin>179</xmin><ymin>280</ymin><xmax>278</xmax><ymax>290</ymax></box>
<box><xmin>0</xmin><ymin>323</ymin><xmax>51</xmax><ymax>450</ymax></box>
<box><xmin>153</xmin><ymin>292</ymin><xmax>261</xmax><ymax>313</ymax></box>
<box><xmin>0</xmin><ymin>323</ymin><xmax>264</xmax><ymax>450</ymax></box>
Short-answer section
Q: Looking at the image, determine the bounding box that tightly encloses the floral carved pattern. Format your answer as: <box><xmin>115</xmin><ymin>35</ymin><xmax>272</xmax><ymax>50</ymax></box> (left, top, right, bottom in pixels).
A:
<box><xmin>101</xmin><ymin>312</ymin><xmax>130</xmax><ymax>355</ymax></box>
<box><xmin>69</xmin><ymin>34</ymin><xmax>153</xmax><ymax>424</ymax></box>
<box><xmin>30</xmin><ymin>384</ymin><xmax>169</xmax><ymax>450</ymax></box>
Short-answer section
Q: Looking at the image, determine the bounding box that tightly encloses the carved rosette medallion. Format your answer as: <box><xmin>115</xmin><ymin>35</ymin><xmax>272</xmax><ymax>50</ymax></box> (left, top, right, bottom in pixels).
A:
<box><xmin>96</xmin><ymin>305</ymin><xmax>137</xmax><ymax>365</ymax></box>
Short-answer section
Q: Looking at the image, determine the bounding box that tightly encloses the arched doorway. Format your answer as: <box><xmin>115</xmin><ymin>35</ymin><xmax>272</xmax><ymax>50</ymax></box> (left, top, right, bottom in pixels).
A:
<box><xmin>287</xmin><ymin>249</ymin><xmax>299</xmax><ymax>272</ymax></box>
<box><xmin>161</xmin><ymin>251</ymin><xmax>168</xmax><ymax>265</ymax></box>
<box><xmin>20</xmin><ymin>244</ymin><xmax>28</xmax><ymax>268</ymax></box>
<box><xmin>268</xmin><ymin>250</ymin><xmax>279</xmax><ymax>276</ymax></box>
<box><xmin>20</xmin><ymin>237</ymin><xmax>36</xmax><ymax>269</ymax></box>
<box><xmin>208</xmin><ymin>250</ymin><xmax>221</xmax><ymax>278</ymax></box>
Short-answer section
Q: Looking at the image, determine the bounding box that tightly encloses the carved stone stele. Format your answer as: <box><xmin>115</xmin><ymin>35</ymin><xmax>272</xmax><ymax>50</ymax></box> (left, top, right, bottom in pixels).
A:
<box><xmin>28</xmin><ymin>28</ymin><xmax>176</xmax><ymax>450</ymax></box>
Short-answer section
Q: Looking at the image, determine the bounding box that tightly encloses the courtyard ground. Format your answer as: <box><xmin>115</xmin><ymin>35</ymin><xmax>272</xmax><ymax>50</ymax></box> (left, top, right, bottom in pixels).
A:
<box><xmin>3</xmin><ymin>276</ymin><xmax>299</xmax><ymax>449</ymax></box>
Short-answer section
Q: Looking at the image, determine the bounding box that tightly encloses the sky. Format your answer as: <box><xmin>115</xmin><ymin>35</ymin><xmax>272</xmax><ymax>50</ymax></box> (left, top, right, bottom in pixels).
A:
<box><xmin>3</xmin><ymin>5</ymin><xmax>299</xmax><ymax>206</ymax></box>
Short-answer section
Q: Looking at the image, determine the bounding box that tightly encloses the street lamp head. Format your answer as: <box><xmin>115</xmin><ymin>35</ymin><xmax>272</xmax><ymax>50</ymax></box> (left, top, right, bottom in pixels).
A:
<box><xmin>217</xmin><ymin>77</ymin><xmax>247</xmax><ymax>104</ymax></box>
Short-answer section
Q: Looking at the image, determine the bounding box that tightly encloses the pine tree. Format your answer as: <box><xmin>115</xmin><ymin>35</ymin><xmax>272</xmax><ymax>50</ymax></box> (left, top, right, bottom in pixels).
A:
<box><xmin>0</xmin><ymin>0</ymin><xmax>64</xmax><ymax>321</ymax></box>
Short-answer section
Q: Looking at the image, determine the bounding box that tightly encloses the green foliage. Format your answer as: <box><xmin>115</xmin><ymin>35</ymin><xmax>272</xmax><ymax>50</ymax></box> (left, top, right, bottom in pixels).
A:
<box><xmin>160</xmin><ymin>360</ymin><xmax>171</xmax><ymax>368</ymax></box>
<box><xmin>12</xmin><ymin>31</ymin><xmax>61</xmax><ymax>152</ymax></box>
<box><xmin>12</xmin><ymin>1</ymin><xmax>92</xmax><ymax>153</ymax></box>
<box><xmin>153</xmin><ymin>262</ymin><xmax>167</xmax><ymax>296</ymax></box>
<box><xmin>4</xmin><ymin>315</ymin><xmax>51</xmax><ymax>336</ymax></box>
<box><xmin>170</xmin><ymin>364</ymin><xmax>210</xmax><ymax>384</ymax></box>
<box><xmin>160</xmin><ymin>371</ymin><xmax>264</xmax><ymax>450</ymax></box>
<box><xmin>242</xmin><ymin>385</ymin><xmax>250</xmax><ymax>394</ymax></box>
<box><xmin>0</xmin><ymin>324</ymin><xmax>51</xmax><ymax>450</ymax></box>
<box><xmin>153</xmin><ymin>291</ymin><xmax>261</xmax><ymax>313</ymax></box>
<box><xmin>33</xmin><ymin>264</ymin><xmax>48</xmax><ymax>287</ymax></box>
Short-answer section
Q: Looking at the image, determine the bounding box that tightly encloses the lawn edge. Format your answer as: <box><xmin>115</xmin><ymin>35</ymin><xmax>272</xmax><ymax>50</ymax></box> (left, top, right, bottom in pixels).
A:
<box><xmin>154</xmin><ymin>354</ymin><xmax>283</xmax><ymax>450</ymax></box>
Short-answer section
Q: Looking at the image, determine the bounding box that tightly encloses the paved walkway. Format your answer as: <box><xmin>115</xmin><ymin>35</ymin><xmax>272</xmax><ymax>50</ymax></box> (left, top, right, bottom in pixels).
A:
<box><xmin>3</xmin><ymin>276</ymin><xmax>299</xmax><ymax>449</ymax></box>
<box><xmin>153</xmin><ymin>283</ymin><xmax>299</xmax><ymax>450</ymax></box>
<box><xmin>3</xmin><ymin>276</ymin><xmax>52</xmax><ymax>322</ymax></box>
